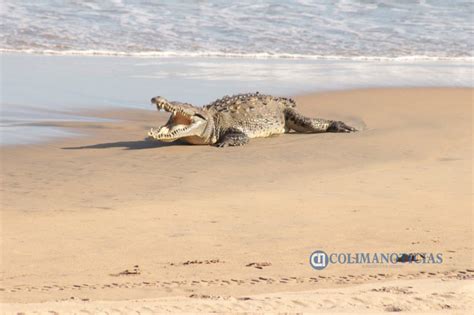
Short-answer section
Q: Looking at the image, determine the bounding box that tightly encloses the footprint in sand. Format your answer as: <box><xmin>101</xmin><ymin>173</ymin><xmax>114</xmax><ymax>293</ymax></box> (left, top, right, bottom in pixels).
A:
<box><xmin>170</xmin><ymin>259</ymin><xmax>222</xmax><ymax>266</ymax></box>
<box><xmin>385</xmin><ymin>305</ymin><xmax>404</xmax><ymax>312</ymax></box>
<box><xmin>109</xmin><ymin>265</ymin><xmax>141</xmax><ymax>276</ymax></box>
<box><xmin>246</xmin><ymin>262</ymin><xmax>272</xmax><ymax>269</ymax></box>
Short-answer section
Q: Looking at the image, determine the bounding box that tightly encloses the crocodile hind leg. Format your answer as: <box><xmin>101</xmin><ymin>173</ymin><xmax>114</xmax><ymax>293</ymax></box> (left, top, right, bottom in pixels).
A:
<box><xmin>216</xmin><ymin>129</ymin><xmax>250</xmax><ymax>147</ymax></box>
<box><xmin>284</xmin><ymin>107</ymin><xmax>356</xmax><ymax>133</ymax></box>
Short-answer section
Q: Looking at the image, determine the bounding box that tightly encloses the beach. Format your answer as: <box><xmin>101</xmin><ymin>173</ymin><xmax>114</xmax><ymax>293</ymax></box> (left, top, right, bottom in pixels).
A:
<box><xmin>2</xmin><ymin>0</ymin><xmax>474</xmax><ymax>313</ymax></box>
<box><xmin>1</xmin><ymin>87</ymin><xmax>472</xmax><ymax>313</ymax></box>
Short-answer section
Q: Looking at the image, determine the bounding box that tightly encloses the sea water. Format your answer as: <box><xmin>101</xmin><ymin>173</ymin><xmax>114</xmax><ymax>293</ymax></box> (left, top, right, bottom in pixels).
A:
<box><xmin>2</xmin><ymin>0</ymin><xmax>473</xmax><ymax>59</ymax></box>
<box><xmin>0</xmin><ymin>1</ymin><xmax>473</xmax><ymax>145</ymax></box>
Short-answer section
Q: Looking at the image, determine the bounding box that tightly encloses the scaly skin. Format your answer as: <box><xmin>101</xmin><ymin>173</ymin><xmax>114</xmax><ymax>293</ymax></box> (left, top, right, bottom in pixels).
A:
<box><xmin>148</xmin><ymin>92</ymin><xmax>356</xmax><ymax>147</ymax></box>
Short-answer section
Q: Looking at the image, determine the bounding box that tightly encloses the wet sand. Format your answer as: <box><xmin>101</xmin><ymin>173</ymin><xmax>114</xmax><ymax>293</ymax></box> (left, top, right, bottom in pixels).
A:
<box><xmin>1</xmin><ymin>88</ymin><xmax>473</xmax><ymax>313</ymax></box>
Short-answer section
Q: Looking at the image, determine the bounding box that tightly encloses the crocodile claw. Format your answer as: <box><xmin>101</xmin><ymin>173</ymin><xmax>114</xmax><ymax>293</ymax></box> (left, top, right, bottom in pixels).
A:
<box><xmin>327</xmin><ymin>121</ymin><xmax>357</xmax><ymax>133</ymax></box>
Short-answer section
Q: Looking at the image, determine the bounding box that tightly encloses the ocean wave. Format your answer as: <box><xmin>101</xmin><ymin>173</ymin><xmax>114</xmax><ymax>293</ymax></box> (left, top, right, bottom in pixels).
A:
<box><xmin>1</xmin><ymin>1</ymin><xmax>473</xmax><ymax>61</ymax></box>
<box><xmin>2</xmin><ymin>48</ymin><xmax>473</xmax><ymax>62</ymax></box>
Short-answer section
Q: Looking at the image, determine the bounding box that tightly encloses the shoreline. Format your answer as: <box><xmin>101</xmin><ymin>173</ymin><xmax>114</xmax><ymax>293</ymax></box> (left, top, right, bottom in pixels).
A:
<box><xmin>1</xmin><ymin>86</ymin><xmax>472</xmax><ymax>148</ymax></box>
<box><xmin>3</xmin><ymin>53</ymin><xmax>472</xmax><ymax>148</ymax></box>
<box><xmin>3</xmin><ymin>49</ymin><xmax>474</xmax><ymax>62</ymax></box>
<box><xmin>1</xmin><ymin>88</ymin><xmax>473</xmax><ymax>312</ymax></box>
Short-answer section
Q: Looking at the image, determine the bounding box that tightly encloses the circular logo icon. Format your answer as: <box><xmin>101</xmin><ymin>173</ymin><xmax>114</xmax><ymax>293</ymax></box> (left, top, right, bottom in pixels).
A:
<box><xmin>310</xmin><ymin>250</ymin><xmax>329</xmax><ymax>270</ymax></box>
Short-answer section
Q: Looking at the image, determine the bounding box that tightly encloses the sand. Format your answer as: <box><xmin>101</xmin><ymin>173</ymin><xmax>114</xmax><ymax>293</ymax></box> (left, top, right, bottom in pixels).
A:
<box><xmin>1</xmin><ymin>88</ymin><xmax>473</xmax><ymax>313</ymax></box>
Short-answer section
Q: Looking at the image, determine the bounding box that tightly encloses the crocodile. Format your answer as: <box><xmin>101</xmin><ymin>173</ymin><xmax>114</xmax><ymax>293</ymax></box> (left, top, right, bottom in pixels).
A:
<box><xmin>147</xmin><ymin>92</ymin><xmax>356</xmax><ymax>147</ymax></box>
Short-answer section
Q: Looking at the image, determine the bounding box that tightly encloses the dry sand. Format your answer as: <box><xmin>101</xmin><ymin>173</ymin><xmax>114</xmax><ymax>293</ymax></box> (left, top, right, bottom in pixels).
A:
<box><xmin>1</xmin><ymin>88</ymin><xmax>473</xmax><ymax>313</ymax></box>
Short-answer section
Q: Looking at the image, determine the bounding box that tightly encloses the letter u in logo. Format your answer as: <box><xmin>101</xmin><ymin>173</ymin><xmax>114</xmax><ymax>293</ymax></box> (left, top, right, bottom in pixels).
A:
<box><xmin>310</xmin><ymin>250</ymin><xmax>329</xmax><ymax>270</ymax></box>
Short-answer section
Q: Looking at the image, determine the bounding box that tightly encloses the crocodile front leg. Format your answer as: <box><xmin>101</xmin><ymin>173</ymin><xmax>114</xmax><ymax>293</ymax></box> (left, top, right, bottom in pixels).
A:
<box><xmin>284</xmin><ymin>108</ymin><xmax>356</xmax><ymax>133</ymax></box>
<box><xmin>215</xmin><ymin>129</ymin><xmax>250</xmax><ymax>147</ymax></box>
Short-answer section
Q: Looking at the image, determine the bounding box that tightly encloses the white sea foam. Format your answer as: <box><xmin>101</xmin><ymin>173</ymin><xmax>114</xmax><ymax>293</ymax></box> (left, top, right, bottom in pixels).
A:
<box><xmin>1</xmin><ymin>48</ymin><xmax>473</xmax><ymax>62</ymax></box>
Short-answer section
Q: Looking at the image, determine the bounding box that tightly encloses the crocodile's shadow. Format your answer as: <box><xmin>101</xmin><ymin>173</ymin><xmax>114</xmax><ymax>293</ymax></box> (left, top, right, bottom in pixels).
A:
<box><xmin>62</xmin><ymin>139</ymin><xmax>186</xmax><ymax>150</ymax></box>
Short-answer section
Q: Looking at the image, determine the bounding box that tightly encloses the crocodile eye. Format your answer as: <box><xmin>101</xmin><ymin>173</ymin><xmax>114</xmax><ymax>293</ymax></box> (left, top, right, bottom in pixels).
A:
<box><xmin>194</xmin><ymin>113</ymin><xmax>206</xmax><ymax>120</ymax></box>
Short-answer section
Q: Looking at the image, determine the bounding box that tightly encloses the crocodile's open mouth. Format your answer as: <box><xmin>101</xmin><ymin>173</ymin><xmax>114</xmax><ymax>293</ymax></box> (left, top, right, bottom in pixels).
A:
<box><xmin>148</xmin><ymin>97</ymin><xmax>206</xmax><ymax>142</ymax></box>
